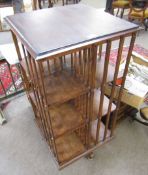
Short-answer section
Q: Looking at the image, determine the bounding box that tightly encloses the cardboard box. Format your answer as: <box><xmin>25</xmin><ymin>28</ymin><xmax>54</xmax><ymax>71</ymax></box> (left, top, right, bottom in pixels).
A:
<box><xmin>104</xmin><ymin>53</ymin><xmax>148</xmax><ymax>109</ymax></box>
<box><xmin>105</xmin><ymin>83</ymin><xmax>145</xmax><ymax>109</ymax></box>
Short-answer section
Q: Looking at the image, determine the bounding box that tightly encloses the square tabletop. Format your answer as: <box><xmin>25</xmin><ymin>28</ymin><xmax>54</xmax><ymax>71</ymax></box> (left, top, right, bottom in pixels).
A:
<box><xmin>5</xmin><ymin>4</ymin><xmax>139</xmax><ymax>60</ymax></box>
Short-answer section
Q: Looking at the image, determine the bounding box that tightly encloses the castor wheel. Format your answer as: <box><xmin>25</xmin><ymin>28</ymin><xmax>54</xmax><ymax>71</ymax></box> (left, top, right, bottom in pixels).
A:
<box><xmin>85</xmin><ymin>152</ymin><xmax>94</xmax><ymax>160</ymax></box>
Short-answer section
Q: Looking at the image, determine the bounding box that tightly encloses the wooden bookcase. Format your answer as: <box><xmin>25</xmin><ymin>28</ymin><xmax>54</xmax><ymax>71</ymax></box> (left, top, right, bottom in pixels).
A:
<box><xmin>6</xmin><ymin>4</ymin><xmax>139</xmax><ymax>169</ymax></box>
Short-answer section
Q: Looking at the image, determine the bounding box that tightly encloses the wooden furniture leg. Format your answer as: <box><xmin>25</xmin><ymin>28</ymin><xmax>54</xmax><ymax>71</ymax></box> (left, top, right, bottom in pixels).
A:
<box><xmin>120</xmin><ymin>8</ymin><xmax>125</xmax><ymax>18</ymax></box>
<box><xmin>85</xmin><ymin>152</ymin><xmax>95</xmax><ymax>160</ymax></box>
<box><xmin>0</xmin><ymin>107</ymin><xmax>6</xmax><ymax>125</ymax></box>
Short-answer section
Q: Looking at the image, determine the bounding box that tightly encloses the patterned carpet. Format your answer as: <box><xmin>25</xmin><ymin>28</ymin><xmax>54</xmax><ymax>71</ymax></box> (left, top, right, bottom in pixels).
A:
<box><xmin>101</xmin><ymin>44</ymin><xmax>148</xmax><ymax>65</ymax></box>
<box><xmin>0</xmin><ymin>61</ymin><xmax>22</xmax><ymax>96</ymax></box>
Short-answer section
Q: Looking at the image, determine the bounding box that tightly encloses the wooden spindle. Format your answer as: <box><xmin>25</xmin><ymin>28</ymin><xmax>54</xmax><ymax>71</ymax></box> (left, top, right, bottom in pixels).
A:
<box><xmin>103</xmin><ymin>36</ymin><xmax>125</xmax><ymax>141</ymax></box>
<box><xmin>111</xmin><ymin>32</ymin><xmax>136</xmax><ymax>136</ymax></box>
<box><xmin>38</xmin><ymin>60</ymin><xmax>59</xmax><ymax>161</ymax></box>
<box><xmin>95</xmin><ymin>40</ymin><xmax>111</xmax><ymax>144</ymax></box>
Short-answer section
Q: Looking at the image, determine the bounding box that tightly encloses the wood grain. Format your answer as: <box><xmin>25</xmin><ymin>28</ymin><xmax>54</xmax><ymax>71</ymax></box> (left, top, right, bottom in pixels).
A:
<box><xmin>5</xmin><ymin>4</ymin><xmax>138</xmax><ymax>59</ymax></box>
<box><xmin>49</xmin><ymin>102</ymin><xmax>85</xmax><ymax>138</ymax></box>
<box><xmin>55</xmin><ymin>133</ymin><xmax>85</xmax><ymax>164</ymax></box>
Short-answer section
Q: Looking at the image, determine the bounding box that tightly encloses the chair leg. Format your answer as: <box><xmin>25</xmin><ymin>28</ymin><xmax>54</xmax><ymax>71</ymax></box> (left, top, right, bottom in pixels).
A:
<box><xmin>144</xmin><ymin>18</ymin><xmax>148</xmax><ymax>31</ymax></box>
<box><xmin>120</xmin><ymin>8</ymin><xmax>125</xmax><ymax>18</ymax></box>
<box><xmin>0</xmin><ymin>19</ymin><xmax>3</xmax><ymax>31</ymax></box>
<box><xmin>0</xmin><ymin>107</ymin><xmax>7</xmax><ymax>125</ymax></box>
<box><xmin>32</xmin><ymin>0</ymin><xmax>37</xmax><ymax>10</ymax></box>
<box><xmin>48</xmin><ymin>0</ymin><xmax>53</xmax><ymax>7</ymax></box>
<box><xmin>116</xmin><ymin>8</ymin><xmax>119</xmax><ymax>16</ymax></box>
<box><xmin>38</xmin><ymin>0</ymin><xmax>42</xmax><ymax>9</ymax></box>
<box><xmin>62</xmin><ymin>0</ymin><xmax>64</xmax><ymax>5</ymax></box>
<box><xmin>112</xmin><ymin>8</ymin><xmax>115</xmax><ymax>15</ymax></box>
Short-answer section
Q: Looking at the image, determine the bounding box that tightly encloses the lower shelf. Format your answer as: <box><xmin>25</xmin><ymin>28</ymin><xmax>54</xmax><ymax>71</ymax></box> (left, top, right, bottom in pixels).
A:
<box><xmin>50</xmin><ymin>102</ymin><xmax>85</xmax><ymax>138</ymax></box>
<box><xmin>55</xmin><ymin>133</ymin><xmax>85</xmax><ymax>164</ymax></box>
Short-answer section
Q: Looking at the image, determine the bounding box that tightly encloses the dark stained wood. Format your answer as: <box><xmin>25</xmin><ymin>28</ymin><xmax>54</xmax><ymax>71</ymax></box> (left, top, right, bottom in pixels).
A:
<box><xmin>6</xmin><ymin>4</ymin><xmax>138</xmax><ymax>59</ymax></box>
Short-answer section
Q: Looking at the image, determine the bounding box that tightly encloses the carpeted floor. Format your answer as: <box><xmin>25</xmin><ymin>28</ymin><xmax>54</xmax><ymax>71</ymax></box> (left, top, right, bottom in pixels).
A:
<box><xmin>101</xmin><ymin>44</ymin><xmax>148</xmax><ymax>65</ymax></box>
<box><xmin>0</xmin><ymin>95</ymin><xmax>148</xmax><ymax>175</ymax></box>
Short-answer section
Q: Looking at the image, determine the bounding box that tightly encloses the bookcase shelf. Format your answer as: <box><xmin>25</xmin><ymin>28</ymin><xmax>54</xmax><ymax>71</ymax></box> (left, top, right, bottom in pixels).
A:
<box><xmin>42</xmin><ymin>70</ymin><xmax>90</xmax><ymax>106</ymax></box>
<box><xmin>55</xmin><ymin>133</ymin><xmax>86</xmax><ymax>164</ymax></box>
<box><xmin>50</xmin><ymin>102</ymin><xmax>86</xmax><ymax>138</ymax></box>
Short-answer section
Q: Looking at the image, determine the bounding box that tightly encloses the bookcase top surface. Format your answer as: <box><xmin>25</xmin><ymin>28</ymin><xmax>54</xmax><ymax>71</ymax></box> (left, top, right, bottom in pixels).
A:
<box><xmin>6</xmin><ymin>4</ymin><xmax>138</xmax><ymax>59</ymax></box>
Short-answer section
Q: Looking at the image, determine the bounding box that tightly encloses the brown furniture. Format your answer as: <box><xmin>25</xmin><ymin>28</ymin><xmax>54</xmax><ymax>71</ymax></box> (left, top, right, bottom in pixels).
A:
<box><xmin>128</xmin><ymin>0</ymin><xmax>148</xmax><ymax>30</ymax></box>
<box><xmin>140</xmin><ymin>107</ymin><xmax>148</xmax><ymax>120</ymax></box>
<box><xmin>6</xmin><ymin>4</ymin><xmax>138</xmax><ymax>169</ymax></box>
<box><xmin>112</xmin><ymin>0</ymin><xmax>130</xmax><ymax>18</ymax></box>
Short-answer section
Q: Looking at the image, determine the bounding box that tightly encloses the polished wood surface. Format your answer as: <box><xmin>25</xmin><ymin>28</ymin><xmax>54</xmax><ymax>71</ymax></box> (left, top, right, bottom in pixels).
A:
<box><xmin>6</xmin><ymin>4</ymin><xmax>138</xmax><ymax>59</ymax></box>
<box><xmin>18</xmin><ymin>34</ymin><xmax>137</xmax><ymax>168</ymax></box>
<box><xmin>9</xmin><ymin>4</ymin><xmax>139</xmax><ymax>169</ymax></box>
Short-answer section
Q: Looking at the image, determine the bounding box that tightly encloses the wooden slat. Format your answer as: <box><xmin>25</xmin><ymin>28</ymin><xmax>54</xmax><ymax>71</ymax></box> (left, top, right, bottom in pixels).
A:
<box><xmin>95</xmin><ymin>40</ymin><xmax>111</xmax><ymax>144</ymax></box>
<box><xmin>103</xmin><ymin>36</ymin><xmax>125</xmax><ymax>141</ymax></box>
<box><xmin>111</xmin><ymin>32</ymin><xmax>136</xmax><ymax>136</ymax></box>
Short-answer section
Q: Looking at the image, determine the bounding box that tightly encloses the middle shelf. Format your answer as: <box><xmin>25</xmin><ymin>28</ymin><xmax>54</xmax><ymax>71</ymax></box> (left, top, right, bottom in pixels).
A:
<box><xmin>49</xmin><ymin>102</ymin><xmax>86</xmax><ymax>138</ymax></box>
<box><xmin>42</xmin><ymin>70</ymin><xmax>90</xmax><ymax>106</ymax></box>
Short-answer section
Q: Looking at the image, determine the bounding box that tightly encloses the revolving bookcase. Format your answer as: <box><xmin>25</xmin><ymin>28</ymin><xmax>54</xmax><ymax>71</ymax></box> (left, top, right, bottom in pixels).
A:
<box><xmin>6</xmin><ymin>4</ymin><xmax>139</xmax><ymax>169</ymax></box>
